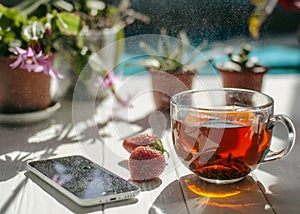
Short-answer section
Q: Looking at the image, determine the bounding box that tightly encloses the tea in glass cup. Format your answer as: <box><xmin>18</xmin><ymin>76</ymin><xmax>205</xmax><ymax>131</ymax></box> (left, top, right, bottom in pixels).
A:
<box><xmin>170</xmin><ymin>89</ymin><xmax>296</xmax><ymax>184</ymax></box>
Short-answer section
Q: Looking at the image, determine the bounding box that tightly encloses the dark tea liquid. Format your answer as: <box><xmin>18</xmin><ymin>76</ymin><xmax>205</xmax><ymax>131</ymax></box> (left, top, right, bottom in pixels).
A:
<box><xmin>172</xmin><ymin>116</ymin><xmax>271</xmax><ymax>181</ymax></box>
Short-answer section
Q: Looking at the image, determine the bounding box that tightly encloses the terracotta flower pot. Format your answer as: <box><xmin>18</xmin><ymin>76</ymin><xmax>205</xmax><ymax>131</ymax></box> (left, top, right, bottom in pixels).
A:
<box><xmin>148</xmin><ymin>68</ymin><xmax>195</xmax><ymax>112</ymax></box>
<box><xmin>0</xmin><ymin>57</ymin><xmax>52</xmax><ymax>114</ymax></box>
<box><xmin>217</xmin><ymin>65</ymin><xmax>269</xmax><ymax>92</ymax></box>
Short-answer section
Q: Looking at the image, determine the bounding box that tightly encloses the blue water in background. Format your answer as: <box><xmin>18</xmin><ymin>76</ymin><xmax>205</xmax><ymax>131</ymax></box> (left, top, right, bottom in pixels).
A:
<box><xmin>120</xmin><ymin>44</ymin><xmax>300</xmax><ymax>76</ymax></box>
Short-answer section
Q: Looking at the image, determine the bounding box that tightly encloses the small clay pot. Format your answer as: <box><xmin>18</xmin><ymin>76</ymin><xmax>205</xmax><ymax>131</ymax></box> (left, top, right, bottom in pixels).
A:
<box><xmin>0</xmin><ymin>57</ymin><xmax>52</xmax><ymax>113</ymax></box>
<box><xmin>217</xmin><ymin>65</ymin><xmax>269</xmax><ymax>92</ymax></box>
<box><xmin>148</xmin><ymin>68</ymin><xmax>195</xmax><ymax>113</ymax></box>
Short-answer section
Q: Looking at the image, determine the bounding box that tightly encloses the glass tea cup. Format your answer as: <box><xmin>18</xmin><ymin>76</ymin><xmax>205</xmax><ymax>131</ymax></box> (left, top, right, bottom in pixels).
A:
<box><xmin>170</xmin><ymin>88</ymin><xmax>296</xmax><ymax>184</ymax></box>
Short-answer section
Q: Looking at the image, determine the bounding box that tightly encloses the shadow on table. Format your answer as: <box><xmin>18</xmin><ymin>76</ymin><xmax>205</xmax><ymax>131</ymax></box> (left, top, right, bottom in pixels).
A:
<box><xmin>0</xmin><ymin>178</ymin><xmax>28</xmax><ymax>214</ymax></box>
<box><xmin>150</xmin><ymin>174</ymin><xmax>273</xmax><ymax>214</ymax></box>
<box><xmin>0</xmin><ymin>122</ymin><xmax>80</xmax><ymax>182</ymax></box>
<box><xmin>130</xmin><ymin>177</ymin><xmax>163</xmax><ymax>192</ymax></box>
<box><xmin>0</xmin><ymin>109</ymin><xmax>115</xmax><ymax>182</ymax></box>
<box><xmin>25</xmin><ymin>172</ymin><xmax>138</xmax><ymax>213</ymax></box>
<box><xmin>149</xmin><ymin>179</ymin><xmax>189</xmax><ymax>214</ymax></box>
<box><xmin>112</xmin><ymin>110</ymin><xmax>170</xmax><ymax>139</ymax></box>
<box><xmin>256</xmin><ymin>177</ymin><xmax>300</xmax><ymax>213</ymax></box>
<box><xmin>0</xmin><ymin>153</ymin><xmax>32</xmax><ymax>182</ymax></box>
<box><xmin>256</xmin><ymin>141</ymin><xmax>300</xmax><ymax>213</ymax></box>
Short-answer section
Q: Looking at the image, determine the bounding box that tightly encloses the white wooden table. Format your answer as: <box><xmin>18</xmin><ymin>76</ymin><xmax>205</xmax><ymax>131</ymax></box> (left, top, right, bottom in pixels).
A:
<box><xmin>0</xmin><ymin>74</ymin><xmax>299</xmax><ymax>214</ymax></box>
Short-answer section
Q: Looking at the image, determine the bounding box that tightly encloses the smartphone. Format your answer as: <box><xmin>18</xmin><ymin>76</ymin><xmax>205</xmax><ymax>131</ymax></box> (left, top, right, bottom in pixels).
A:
<box><xmin>27</xmin><ymin>155</ymin><xmax>140</xmax><ymax>206</ymax></box>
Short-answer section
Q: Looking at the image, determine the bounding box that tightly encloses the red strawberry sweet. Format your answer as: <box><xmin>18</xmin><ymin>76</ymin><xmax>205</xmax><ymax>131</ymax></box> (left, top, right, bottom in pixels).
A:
<box><xmin>129</xmin><ymin>140</ymin><xmax>168</xmax><ymax>181</ymax></box>
<box><xmin>123</xmin><ymin>133</ymin><xmax>157</xmax><ymax>153</ymax></box>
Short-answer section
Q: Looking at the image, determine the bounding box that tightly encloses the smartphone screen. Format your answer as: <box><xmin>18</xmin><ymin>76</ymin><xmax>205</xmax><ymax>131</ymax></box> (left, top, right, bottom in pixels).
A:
<box><xmin>28</xmin><ymin>155</ymin><xmax>139</xmax><ymax>206</ymax></box>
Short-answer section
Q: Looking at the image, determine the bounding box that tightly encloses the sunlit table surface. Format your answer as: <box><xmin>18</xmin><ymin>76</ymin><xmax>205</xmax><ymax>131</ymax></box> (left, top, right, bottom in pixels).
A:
<box><xmin>0</xmin><ymin>73</ymin><xmax>299</xmax><ymax>214</ymax></box>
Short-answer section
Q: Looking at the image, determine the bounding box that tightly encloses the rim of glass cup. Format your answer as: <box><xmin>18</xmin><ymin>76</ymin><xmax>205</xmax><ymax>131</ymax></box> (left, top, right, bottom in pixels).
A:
<box><xmin>170</xmin><ymin>88</ymin><xmax>274</xmax><ymax>112</ymax></box>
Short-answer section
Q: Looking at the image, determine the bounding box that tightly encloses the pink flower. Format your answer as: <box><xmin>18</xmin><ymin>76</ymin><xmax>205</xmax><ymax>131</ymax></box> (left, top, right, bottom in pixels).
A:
<box><xmin>38</xmin><ymin>55</ymin><xmax>64</xmax><ymax>79</ymax></box>
<box><xmin>96</xmin><ymin>71</ymin><xmax>133</xmax><ymax>108</ymax></box>
<box><xmin>10</xmin><ymin>47</ymin><xmax>63</xmax><ymax>79</ymax></box>
<box><xmin>96</xmin><ymin>71</ymin><xmax>123</xmax><ymax>89</ymax></box>
<box><xmin>10</xmin><ymin>47</ymin><xmax>42</xmax><ymax>72</ymax></box>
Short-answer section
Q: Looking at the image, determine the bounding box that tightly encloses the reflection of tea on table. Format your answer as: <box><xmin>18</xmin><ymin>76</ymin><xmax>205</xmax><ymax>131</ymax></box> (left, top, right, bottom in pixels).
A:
<box><xmin>172</xmin><ymin>111</ymin><xmax>272</xmax><ymax>181</ymax></box>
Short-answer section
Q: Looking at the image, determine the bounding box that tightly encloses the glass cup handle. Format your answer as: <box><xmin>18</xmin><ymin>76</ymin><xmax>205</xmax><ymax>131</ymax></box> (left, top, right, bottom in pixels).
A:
<box><xmin>263</xmin><ymin>114</ymin><xmax>296</xmax><ymax>162</ymax></box>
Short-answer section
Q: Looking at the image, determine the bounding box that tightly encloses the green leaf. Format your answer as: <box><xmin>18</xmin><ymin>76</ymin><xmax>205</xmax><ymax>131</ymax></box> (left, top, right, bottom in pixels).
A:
<box><xmin>76</xmin><ymin>34</ymin><xmax>84</xmax><ymax>48</ymax></box>
<box><xmin>14</xmin><ymin>14</ymin><xmax>27</xmax><ymax>27</ymax></box>
<box><xmin>179</xmin><ymin>31</ymin><xmax>190</xmax><ymax>57</ymax></box>
<box><xmin>168</xmin><ymin>41</ymin><xmax>184</xmax><ymax>63</ymax></box>
<box><xmin>185</xmin><ymin>40</ymin><xmax>207</xmax><ymax>65</ymax></box>
<box><xmin>126</xmin><ymin>58</ymin><xmax>160</xmax><ymax>68</ymax></box>
<box><xmin>138</xmin><ymin>30</ymin><xmax>207</xmax><ymax>72</ymax></box>
<box><xmin>114</xmin><ymin>26</ymin><xmax>125</xmax><ymax>66</ymax></box>
<box><xmin>139</xmin><ymin>41</ymin><xmax>163</xmax><ymax>67</ymax></box>
<box><xmin>0</xmin><ymin>4</ymin><xmax>8</xmax><ymax>13</ymax></box>
<box><xmin>0</xmin><ymin>4</ymin><xmax>27</xmax><ymax>28</ymax></box>
<box><xmin>4</xmin><ymin>8</ymin><xmax>19</xmax><ymax>20</ymax></box>
<box><xmin>3</xmin><ymin>31</ymin><xmax>15</xmax><ymax>43</ymax></box>
<box><xmin>56</xmin><ymin>12</ymin><xmax>81</xmax><ymax>36</ymax></box>
<box><xmin>53</xmin><ymin>0</ymin><xmax>74</xmax><ymax>12</ymax></box>
<box><xmin>160</xmin><ymin>29</ymin><xmax>170</xmax><ymax>57</ymax></box>
<box><xmin>14</xmin><ymin>0</ymin><xmax>50</xmax><ymax>16</ymax></box>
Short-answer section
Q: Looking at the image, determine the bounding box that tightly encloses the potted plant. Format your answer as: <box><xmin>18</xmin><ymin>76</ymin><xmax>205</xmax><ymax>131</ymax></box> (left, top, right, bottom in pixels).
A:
<box><xmin>215</xmin><ymin>45</ymin><xmax>269</xmax><ymax>92</ymax></box>
<box><xmin>0</xmin><ymin>2</ymin><xmax>81</xmax><ymax>114</ymax></box>
<box><xmin>51</xmin><ymin>0</ymin><xmax>150</xmax><ymax>99</ymax></box>
<box><xmin>138</xmin><ymin>30</ymin><xmax>207</xmax><ymax>112</ymax></box>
